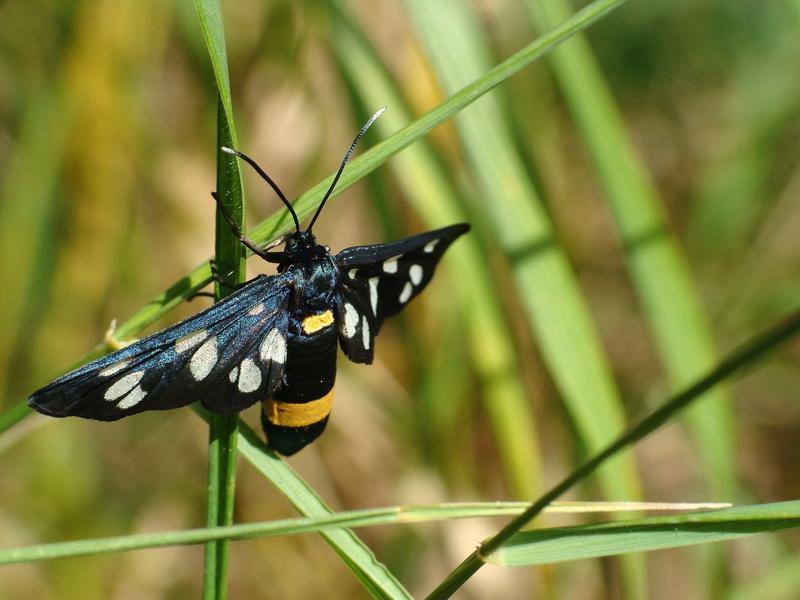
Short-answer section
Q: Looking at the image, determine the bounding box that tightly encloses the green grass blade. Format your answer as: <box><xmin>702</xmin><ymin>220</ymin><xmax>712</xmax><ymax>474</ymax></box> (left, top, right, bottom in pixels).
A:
<box><xmin>426</xmin><ymin>308</ymin><xmax>800</xmax><ymax>599</ymax></box>
<box><xmin>488</xmin><ymin>501</ymin><xmax>800</xmax><ymax>567</ymax></box>
<box><xmin>231</xmin><ymin>416</ymin><xmax>414</xmax><ymax>600</ymax></box>
<box><xmin>193</xmin><ymin>0</ymin><xmax>235</xmax><ymax>131</ymax></box>
<box><xmin>0</xmin><ymin>501</ymin><xmax>540</xmax><ymax>566</ymax></box>
<box><xmin>244</xmin><ymin>0</ymin><xmax>634</xmax><ymax>250</ymax></box>
<box><xmin>328</xmin><ymin>7</ymin><xmax>542</xmax><ymax>498</ymax></box>
<box><xmin>0</xmin><ymin>90</ymin><xmax>67</xmax><ymax>410</ymax></box>
<box><xmin>404</xmin><ymin>1</ymin><xmax>645</xmax><ymax>596</ymax></box>
<box><xmin>203</xmin><ymin>411</ymin><xmax>238</xmax><ymax>600</ymax></box>
<box><xmin>192</xmin><ymin>1</ymin><xmax>245</xmax><ymax>597</ymax></box>
<box><xmin>1</xmin><ymin>501</ymin><xmax>735</xmax><ymax>567</ymax></box>
<box><xmin>201</xmin><ymin>100</ymin><xmax>244</xmax><ymax>600</ymax></box>
<box><xmin>404</xmin><ymin>0</ymin><xmax>640</xmax><ymax>503</ymax></box>
<box><xmin>525</xmin><ymin>0</ymin><xmax>736</xmax><ymax>503</ymax></box>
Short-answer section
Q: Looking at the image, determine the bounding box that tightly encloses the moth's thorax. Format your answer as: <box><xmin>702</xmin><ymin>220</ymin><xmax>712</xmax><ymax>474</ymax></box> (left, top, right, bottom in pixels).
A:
<box><xmin>286</xmin><ymin>252</ymin><xmax>340</xmax><ymax>312</ymax></box>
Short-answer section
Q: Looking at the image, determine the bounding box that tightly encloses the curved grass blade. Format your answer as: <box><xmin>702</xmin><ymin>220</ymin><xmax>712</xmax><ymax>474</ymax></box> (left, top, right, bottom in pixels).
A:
<box><xmin>403</xmin><ymin>0</ymin><xmax>643</xmax><ymax>594</ymax></box>
<box><xmin>426</xmin><ymin>308</ymin><xmax>800</xmax><ymax>599</ymax></box>
<box><xmin>0</xmin><ymin>502</ymin><xmax>527</xmax><ymax>566</ymax></box>
<box><xmin>403</xmin><ymin>0</ymin><xmax>640</xmax><ymax>507</ymax></box>
<box><xmin>226</xmin><ymin>414</ymin><xmax>414</xmax><ymax>600</ymax></box>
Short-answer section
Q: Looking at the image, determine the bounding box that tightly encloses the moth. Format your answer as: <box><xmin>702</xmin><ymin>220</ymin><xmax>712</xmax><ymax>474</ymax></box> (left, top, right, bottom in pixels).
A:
<box><xmin>28</xmin><ymin>110</ymin><xmax>469</xmax><ymax>455</ymax></box>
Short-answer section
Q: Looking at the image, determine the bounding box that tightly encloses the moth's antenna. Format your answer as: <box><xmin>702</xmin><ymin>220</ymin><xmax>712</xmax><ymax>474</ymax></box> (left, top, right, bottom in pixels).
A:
<box><xmin>306</xmin><ymin>107</ymin><xmax>386</xmax><ymax>233</ymax></box>
<box><xmin>221</xmin><ymin>147</ymin><xmax>302</xmax><ymax>233</ymax></box>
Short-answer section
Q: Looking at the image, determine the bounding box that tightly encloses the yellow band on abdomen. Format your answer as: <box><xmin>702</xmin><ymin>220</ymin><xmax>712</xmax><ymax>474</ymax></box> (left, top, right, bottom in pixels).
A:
<box><xmin>263</xmin><ymin>388</ymin><xmax>334</xmax><ymax>428</ymax></box>
<box><xmin>301</xmin><ymin>310</ymin><xmax>334</xmax><ymax>334</ymax></box>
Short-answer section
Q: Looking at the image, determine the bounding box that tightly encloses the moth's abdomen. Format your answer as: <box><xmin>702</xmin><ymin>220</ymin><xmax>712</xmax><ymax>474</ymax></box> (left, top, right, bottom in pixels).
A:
<box><xmin>261</xmin><ymin>309</ymin><xmax>337</xmax><ymax>455</ymax></box>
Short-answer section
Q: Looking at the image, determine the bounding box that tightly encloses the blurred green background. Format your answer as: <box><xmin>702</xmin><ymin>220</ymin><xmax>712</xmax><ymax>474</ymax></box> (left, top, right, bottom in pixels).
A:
<box><xmin>2</xmin><ymin>0</ymin><xmax>800</xmax><ymax>598</ymax></box>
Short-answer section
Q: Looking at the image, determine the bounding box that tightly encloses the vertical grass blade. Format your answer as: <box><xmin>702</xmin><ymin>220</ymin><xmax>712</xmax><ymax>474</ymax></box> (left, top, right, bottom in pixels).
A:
<box><xmin>193</xmin><ymin>1</ymin><xmax>245</xmax><ymax>598</ymax></box>
<box><xmin>525</xmin><ymin>0</ymin><xmax>736</xmax><ymax>504</ymax></box>
<box><xmin>403</xmin><ymin>0</ymin><xmax>641</xmax><ymax>503</ymax></box>
<box><xmin>191</xmin><ymin>2</ymin><xmax>412</xmax><ymax>598</ymax></box>
<box><xmin>524</xmin><ymin>0</ymin><xmax>739</xmax><ymax>592</ymax></box>
<box><xmin>328</xmin><ymin>9</ymin><xmax>542</xmax><ymax>498</ymax></box>
<box><xmin>202</xmin><ymin>99</ymin><xmax>245</xmax><ymax>600</ymax></box>
<box><xmin>0</xmin><ymin>89</ymin><xmax>66</xmax><ymax>414</ymax></box>
<box><xmin>401</xmin><ymin>0</ymin><xmax>642</xmax><ymax>595</ymax></box>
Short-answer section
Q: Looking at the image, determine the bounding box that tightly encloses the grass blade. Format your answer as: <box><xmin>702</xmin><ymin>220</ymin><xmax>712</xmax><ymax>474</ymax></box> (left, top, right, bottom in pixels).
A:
<box><xmin>525</xmin><ymin>0</ymin><xmax>736</xmax><ymax>503</ymax></box>
<box><xmin>489</xmin><ymin>501</ymin><xmax>800</xmax><ymax>566</ymax></box>
<box><xmin>328</xmin><ymin>5</ymin><xmax>542</xmax><ymax>498</ymax></box>
<box><xmin>231</xmin><ymin>416</ymin><xmax>414</xmax><ymax>600</ymax></box>
<box><xmin>201</xmin><ymin>99</ymin><xmax>244</xmax><ymax>600</ymax></box>
<box><xmin>426</xmin><ymin>308</ymin><xmax>800</xmax><ymax>599</ymax></box>
<box><xmin>404</xmin><ymin>0</ymin><xmax>641</xmax><ymax>532</ymax></box>
<box><xmin>0</xmin><ymin>500</ymin><xmax>731</xmax><ymax>566</ymax></box>
<box><xmin>192</xmin><ymin>1</ymin><xmax>245</xmax><ymax>597</ymax></box>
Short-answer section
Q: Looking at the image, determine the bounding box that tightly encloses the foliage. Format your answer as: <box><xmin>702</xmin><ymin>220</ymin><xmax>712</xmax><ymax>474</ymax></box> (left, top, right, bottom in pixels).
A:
<box><xmin>2</xmin><ymin>0</ymin><xmax>800</xmax><ymax>598</ymax></box>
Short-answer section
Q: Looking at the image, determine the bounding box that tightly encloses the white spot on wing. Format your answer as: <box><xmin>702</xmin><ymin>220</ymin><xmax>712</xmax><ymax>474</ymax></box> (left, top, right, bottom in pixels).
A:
<box><xmin>99</xmin><ymin>359</ymin><xmax>131</xmax><ymax>377</ymax></box>
<box><xmin>382</xmin><ymin>257</ymin><xmax>399</xmax><ymax>274</ymax></box>
<box><xmin>369</xmin><ymin>277</ymin><xmax>380</xmax><ymax>315</ymax></box>
<box><xmin>229</xmin><ymin>366</ymin><xmax>239</xmax><ymax>382</ymax></box>
<box><xmin>348</xmin><ymin>269</ymin><xmax>357</xmax><ymax>280</ymax></box>
<box><xmin>190</xmin><ymin>336</ymin><xmax>218</xmax><ymax>380</ymax></box>
<box><xmin>409</xmin><ymin>264</ymin><xmax>423</xmax><ymax>286</ymax></box>
<box><xmin>237</xmin><ymin>358</ymin><xmax>262</xmax><ymax>393</ymax></box>
<box><xmin>260</xmin><ymin>329</ymin><xmax>287</xmax><ymax>364</ymax></box>
<box><xmin>248</xmin><ymin>303</ymin><xmax>266</xmax><ymax>316</ymax></box>
<box><xmin>117</xmin><ymin>385</ymin><xmax>147</xmax><ymax>409</ymax></box>
<box><xmin>343</xmin><ymin>303</ymin><xmax>358</xmax><ymax>338</ymax></box>
<box><xmin>105</xmin><ymin>371</ymin><xmax>145</xmax><ymax>401</ymax></box>
<box><xmin>362</xmin><ymin>316</ymin><xmax>371</xmax><ymax>350</ymax></box>
<box><xmin>399</xmin><ymin>282</ymin><xmax>413</xmax><ymax>304</ymax></box>
<box><xmin>423</xmin><ymin>240</ymin><xmax>439</xmax><ymax>253</ymax></box>
<box><xmin>175</xmin><ymin>329</ymin><xmax>209</xmax><ymax>354</ymax></box>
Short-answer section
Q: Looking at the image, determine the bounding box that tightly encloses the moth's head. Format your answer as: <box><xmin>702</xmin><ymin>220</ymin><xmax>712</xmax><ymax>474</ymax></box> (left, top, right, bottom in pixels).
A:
<box><xmin>283</xmin><ymin>230</ymin><xmax>317</xmax><ymax>253</ymax></box>
<box><xmin>280</xmin><ymin>230</ymin><xmax>327</xmax><ymax>268</ymax></box>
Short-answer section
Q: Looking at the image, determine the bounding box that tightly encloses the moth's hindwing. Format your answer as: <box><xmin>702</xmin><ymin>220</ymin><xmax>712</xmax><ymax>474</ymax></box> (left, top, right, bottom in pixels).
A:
<box><xmin>27</xmin><ymin>274</ymin><xmax>293</xmax><ymax>420</ymax></box>
<box><xmin>335</xmin><ymin>223</ymin><xmax>470</xmax><ymax>364</ymax></box>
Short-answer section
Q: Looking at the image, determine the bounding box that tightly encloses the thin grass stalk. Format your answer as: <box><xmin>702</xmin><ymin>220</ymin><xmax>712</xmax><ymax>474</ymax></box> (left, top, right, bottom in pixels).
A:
<box><xmin>192</xmin><ymin>0</ymin><xmax>245</xmax><ymax>596</ymax></box>
<box><xmin>426</xmin><ymin>309</ymin><xmax>800</xmax><ymax>599</ymax></box>
<box><xmin>202</xmin><ymin>98</ymin><xmax>246</xmax><ymax>600</ymax></box>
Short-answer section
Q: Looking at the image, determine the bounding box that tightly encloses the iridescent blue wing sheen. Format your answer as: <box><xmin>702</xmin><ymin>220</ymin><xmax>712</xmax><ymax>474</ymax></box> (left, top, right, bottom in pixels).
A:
<box><xmin>28</xmin><ymin>273</ymin><xmax>293</xmax><ymax>420</ymax></box>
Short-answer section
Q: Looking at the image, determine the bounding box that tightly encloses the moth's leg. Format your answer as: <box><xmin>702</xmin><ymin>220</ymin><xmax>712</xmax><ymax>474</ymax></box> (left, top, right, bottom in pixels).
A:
<box><xmin>209</xmin><ymin>259</ymin><xmax>247</xmax><ymax>291</ymax></box>
<box><xmin>188</xmin><ymin>290</ymin><xmax>215</xmax><ymax>301</ymax></box>
<box><xmin>263</xmin><ymin>235</ymin><xmax>288</xmax><ymax>252</ymax></box>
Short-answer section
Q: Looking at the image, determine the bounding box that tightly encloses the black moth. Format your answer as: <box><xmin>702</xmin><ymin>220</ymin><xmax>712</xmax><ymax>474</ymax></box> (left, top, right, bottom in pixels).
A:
<box><xmin>28</xmin><ymin>109</ymin><xmax>469</xmax><ymax>455</ymax></box>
